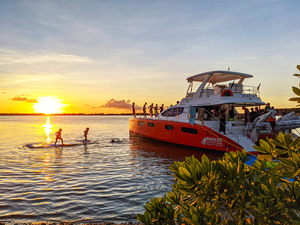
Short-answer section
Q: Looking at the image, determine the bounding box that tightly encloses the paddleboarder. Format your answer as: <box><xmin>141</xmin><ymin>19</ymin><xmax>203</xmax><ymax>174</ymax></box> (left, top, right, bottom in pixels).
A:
<box><xmin>83</xmin><ymin>127</ymin><xmax>89</xmax><ymax>145</ymax></box>
<box><xmin>54</xmin><ymin>128</ymin><xmax>63</xmax><ymax>147</ymax></box>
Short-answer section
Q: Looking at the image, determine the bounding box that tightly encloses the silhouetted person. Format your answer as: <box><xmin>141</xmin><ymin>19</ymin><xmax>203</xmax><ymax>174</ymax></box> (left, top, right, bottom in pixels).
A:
<box><xmin>243</xmin><ymin>106</ymin><xmax>250</xmax><ymax>125</ymax></box>
<box><xmin>132</xmin><ymin>102</ymin><xmax>136</xmax><ymax>118</ymax></box>
<box><xmin>154</xmin><ymin>104</ymin><xmax>158</xmax><ymax>117</ymax></box>
<box><xmin>219</xmin><ymin>110</ymin><xmax>226</xmax><ymax>134</ymax></box>
<box><xmin>160</xmin><ymin>104</ymin><xmax>164</xmax><ymax>113</ymax></box>
<box><xmin>83</xmin><ymin>127</ymin><xmax>89</xmax><ymax>145</ymax></box>
<box><xmin>229</xmin><ymin>106</ymin><xmax>235</xmax><ymax>121</ymax></box>
<box><xmin>250</xmin><ymin>108</ymin><xmax>256</xmax><ymax>123</ymax></box>
<box><xmin>148</xmin><ymin>103</ymin><xmax>153</xmax><ymax>117</ymax></box>
<box><xmin>143</xmin><ymin>102</ymin><xmax>147</xmax><ymax>117</ymax></box>
<box><xmin>54</xmin><ymin>128</ymin><xmax>63</xmax><ymax>147</ymax></box>
<box><xmin>269</xmin><ymin>106</ymin><xmax>277</xmax><ymax>134</ymax></box>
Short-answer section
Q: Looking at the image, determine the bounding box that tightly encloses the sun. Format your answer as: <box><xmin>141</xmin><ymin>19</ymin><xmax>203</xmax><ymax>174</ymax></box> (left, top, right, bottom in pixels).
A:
<box><xmin>33</xmin><ymin>96</ymin><xmax>65</xmax><ymax>114</ymax></box>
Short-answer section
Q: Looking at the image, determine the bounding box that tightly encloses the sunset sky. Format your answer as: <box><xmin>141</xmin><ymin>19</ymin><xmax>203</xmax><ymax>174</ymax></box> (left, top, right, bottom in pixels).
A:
<box><xmin>1</xmin><ymin>0</ymin><xmax>300</xmax><ymax>114</ymax></box>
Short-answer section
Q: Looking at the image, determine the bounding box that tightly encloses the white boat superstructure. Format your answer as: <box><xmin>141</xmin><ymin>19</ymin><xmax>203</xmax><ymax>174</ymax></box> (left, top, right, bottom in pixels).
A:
<box><xmin>154</xmin><ymin>70</ymin><xmax>300</xmax><ymax>152</ymax></box>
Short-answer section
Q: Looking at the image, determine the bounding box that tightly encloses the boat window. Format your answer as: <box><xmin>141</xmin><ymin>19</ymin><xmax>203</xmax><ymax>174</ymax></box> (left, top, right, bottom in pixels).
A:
<box><xmin>181</xmin><ymin>127</ymin><xmax>198</xmax><ymax>134</ymax></box>
<box><xmin>161</xmin><ymin>107</ymin><xmax>184</xmax><ymax>117</ymax></box>
<box><xmin>148</xmin><ymin>122</ymin><xmax>154</xmax><ymax>127</ymax></box>
<box><xmin>165</xmin><ymin>125</ymin><xmax>173</xmax><ymax>130</ymax></box>
<box><xmin>138</xmin><ymin>121</ymin><xmax>145</xmax><ymax>126</ymax></box>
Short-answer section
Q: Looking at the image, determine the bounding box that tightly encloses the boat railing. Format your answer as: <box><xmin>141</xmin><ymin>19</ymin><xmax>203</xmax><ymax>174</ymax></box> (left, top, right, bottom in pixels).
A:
<box><xmin>240</xmin><ymin>85</ymin><xmax>260</xmax><ymax>96</ymax></box>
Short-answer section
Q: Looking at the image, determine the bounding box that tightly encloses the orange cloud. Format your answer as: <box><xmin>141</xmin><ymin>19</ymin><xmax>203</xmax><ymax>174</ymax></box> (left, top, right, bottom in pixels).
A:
<box><xmin>100</xmin><ymin>99</ymin><xmax>141</xmax><ymax>109</ymax></box>
<box><xmin>11</xmin><ymin>96</ymin><xmax>38</xmax><ymax>103</ymax></box>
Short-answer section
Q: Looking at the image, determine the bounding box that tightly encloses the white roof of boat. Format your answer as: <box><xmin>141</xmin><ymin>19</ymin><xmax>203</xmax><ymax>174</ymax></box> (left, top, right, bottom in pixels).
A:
<box><xmin>187</xmin><ymin>70</ymin><xmax>253</xmax><ymax>83</ymax></box>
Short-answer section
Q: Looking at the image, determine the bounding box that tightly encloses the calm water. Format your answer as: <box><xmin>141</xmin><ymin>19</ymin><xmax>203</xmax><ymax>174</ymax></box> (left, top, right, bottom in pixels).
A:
<box><xmin>0</xmin><ymin>115</ymin><xmax>223</xmax><ymax>223</ymax></box>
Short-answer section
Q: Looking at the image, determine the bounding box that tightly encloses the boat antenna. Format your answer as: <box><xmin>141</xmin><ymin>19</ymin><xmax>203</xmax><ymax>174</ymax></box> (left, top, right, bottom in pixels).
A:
<box><xmin>257</xmin><ymin>83</ymin><xmax>261</xmax><ymax>91</ymax></box>
<box><xmin>230</xmin><ymin>81</ymin><xmax>235</xmax><ymax>90</ymax></box>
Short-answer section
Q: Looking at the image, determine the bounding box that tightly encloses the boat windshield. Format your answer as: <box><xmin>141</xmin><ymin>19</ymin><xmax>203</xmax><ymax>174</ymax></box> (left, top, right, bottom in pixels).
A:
<box><xmin>161</xmin><ymin>107</ymin><xmax>184</xmax><ymax>117</ymax></box>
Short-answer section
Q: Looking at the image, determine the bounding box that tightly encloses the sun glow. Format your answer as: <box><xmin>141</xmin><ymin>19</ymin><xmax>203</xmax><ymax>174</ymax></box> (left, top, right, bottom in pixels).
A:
<box><xmin>43</xmin><ymin>117</ymin><xmax>53</xmax><ymax>143</ymax></box>
<box><xmin>34</xmin><ymin>96</ymin><xmax>65</xmax><ymax>114</ymax></box>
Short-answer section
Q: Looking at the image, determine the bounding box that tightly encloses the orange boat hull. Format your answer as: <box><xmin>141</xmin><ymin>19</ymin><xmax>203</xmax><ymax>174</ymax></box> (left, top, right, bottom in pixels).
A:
<box><xmin>129</xmin><ymin>118</ymin><xmax>244</xmax><ymax>152</ymax></box>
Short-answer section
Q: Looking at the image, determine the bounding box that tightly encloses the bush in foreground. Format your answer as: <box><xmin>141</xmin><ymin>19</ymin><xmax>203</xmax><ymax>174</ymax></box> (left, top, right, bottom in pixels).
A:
<box><xmin>137</xmin><ymin>133</ymin><xmax>300</xmax><ymax>224</ymax></box>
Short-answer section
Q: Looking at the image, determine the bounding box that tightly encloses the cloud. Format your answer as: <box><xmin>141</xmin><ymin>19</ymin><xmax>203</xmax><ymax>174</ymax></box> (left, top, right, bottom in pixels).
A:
<box><xmin>0</xmin><ymin>48</ymin><xmax>92</xmax><ymax>65</ymax></box>
<box><xmin>101</xmin><ymin>99</ymin><xmax>141</xmax><ymax>109</ymax></box>
<box><xmin>11</xmin><ymin>96</ymin><xmax>38</xmax><ymax>103</ymax></box>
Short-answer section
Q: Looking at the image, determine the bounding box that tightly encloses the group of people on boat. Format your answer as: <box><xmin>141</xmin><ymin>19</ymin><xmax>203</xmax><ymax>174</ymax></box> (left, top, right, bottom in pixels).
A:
<box><xmin>132</xmin><ymin>101</ymin><xmax>181</xmax><ymax>118</ymax></box>
<box><xmin>132</xmin><ymin>102</ymin><xmax>166</xmax><ymax>118</ymax></box>
<box><xmin>216</xmin><ymin>103</ymin><xmax>278</xmax><ymax>134</ymax></box>
<box><xmin>54</xmin><ymin>127</ymin><xmax>89</xmax><ymax>147</ymax></box>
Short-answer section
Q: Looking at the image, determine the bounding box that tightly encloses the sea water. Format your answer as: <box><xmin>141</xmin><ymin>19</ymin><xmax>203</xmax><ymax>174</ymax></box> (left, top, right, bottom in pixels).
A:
<box><xmin>0</xmin><ymin>115</ymin><xmax>223</xmax><ymax>223</ymax></box>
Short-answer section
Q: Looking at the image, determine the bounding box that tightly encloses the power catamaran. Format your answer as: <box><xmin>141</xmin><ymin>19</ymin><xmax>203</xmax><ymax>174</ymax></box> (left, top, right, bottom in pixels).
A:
<box><xmin>129</xmin><ymin>70</ymin><xmax>300</xmax><ymax>154</ymax></box>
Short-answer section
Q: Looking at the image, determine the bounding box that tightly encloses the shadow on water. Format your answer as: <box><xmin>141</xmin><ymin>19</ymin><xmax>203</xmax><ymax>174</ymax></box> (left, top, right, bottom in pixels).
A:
<box><xmin>129</xmin><ymin>135</ymin><xmax>224</xmax><ymax>163</ymax></box>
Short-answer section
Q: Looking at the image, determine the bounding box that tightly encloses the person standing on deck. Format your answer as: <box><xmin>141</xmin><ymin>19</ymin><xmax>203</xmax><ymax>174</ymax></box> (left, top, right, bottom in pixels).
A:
<box><xmin>160</xmin><ymin>104</ymin><xmax>164</xmax><ymax>113</ymax></box>
<box><xmin>154</xmin><ymin>104</ymin><xmax>158</xmax><ymax>117</ymax></box>
<box><xmin>250</xmin><ymin>108</ymin><xmax>256</xmax><ymax>123</ymax></box>
<box><xmin>83</xmin><ymin>127</ymin><xmax>89</xmax><ymax>145</ymax></box>
<box><xmin>242</xmin><ymin>106</ymin><xmax>250</xmax><ymax>125</ymax></box>
<box><xmin>255</xmin><ymin>107</ymin><xmax>261</xmax><ymax>118</ymax></box>
<box><xmin>229</xmin><ymin>106</ymin><xmax>236</xmax><ymax>121</ymax></box>
<box><xmin>132</xmin><ymin>102</ymin><xmax>136</xmax><ymax>118</ymax></box>
<box><xmin>219</xmin><ymin>110</ymin><xmax>226</xmax><ymax>134</ymax></box>
<box><xmin>148</xmin><ymin>103</ymin><xmax>153</xmax><ymax>117</ymax></box>
<box><xmin>265</xmin><ymin>103</ymin><xmax>271</xmax><ymax>113</ymax></box>
<box><xmin>143</xmin><ymin>102</ymin><xmax>147</xmax><ymax>117</ymax></box>
<box><xmin>268</xmin><ymin>106</ymin><xmax>277</xmax><ymax>134</ymax></box>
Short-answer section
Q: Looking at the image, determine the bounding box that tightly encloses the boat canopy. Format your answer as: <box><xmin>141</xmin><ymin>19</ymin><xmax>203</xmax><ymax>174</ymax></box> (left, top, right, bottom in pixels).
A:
<box><xmin>187</xmin><ymin>70</ymin><xmax>253</xmax><ymax>84</ymax></box>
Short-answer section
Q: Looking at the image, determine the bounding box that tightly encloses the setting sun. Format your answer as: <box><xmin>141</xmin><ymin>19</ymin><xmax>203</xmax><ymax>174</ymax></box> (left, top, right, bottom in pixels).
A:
<box><xmin>33</xmin><ymin>96</ymin><xmax>65</xmax><ymax>114</ymax></box>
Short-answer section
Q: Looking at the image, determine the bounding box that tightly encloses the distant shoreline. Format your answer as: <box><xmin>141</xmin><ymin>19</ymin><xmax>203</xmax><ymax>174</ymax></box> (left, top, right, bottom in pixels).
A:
<box><xmin>0</xmin><ymin>113</ymin><xmax>133</xmax><ymax>116</ymax></box>
<box><xmin>0</xmin><ymin>107</ymin><xmax>299</xmax><ymax>116</ymax></box>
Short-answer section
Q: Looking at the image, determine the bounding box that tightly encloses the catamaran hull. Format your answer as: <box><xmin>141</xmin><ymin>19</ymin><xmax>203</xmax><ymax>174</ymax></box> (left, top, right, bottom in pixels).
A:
<box><xmin>129</xmin><ymin>118</ymin><xmax>245</xmax><ymax>153</ymax></box>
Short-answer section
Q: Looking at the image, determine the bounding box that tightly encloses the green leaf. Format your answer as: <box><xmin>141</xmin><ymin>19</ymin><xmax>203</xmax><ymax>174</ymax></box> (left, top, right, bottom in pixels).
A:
<box><xmin>289</xmin><ymin>97</ymin><xmax>300</xmax><ymax>102</ymax></box>
<box><xmin>259</xmin><ymin>139</ymin><xmax>271</xmax><ymax>152</ymax></box>
<box><xmin>192</xmin><ymin>213</ymin><xmax>198</xmax><ymax>222</ymax></box>
<box><xmin>292</xmin><ymin>86</ymin><xmax>300</xmax><ymax>96</ymax></box>
<box><xmin>179</xmin><ymin>167</ymin><xmax>192</xmax><ymax>179</ymax></box>
<box><xmin>279</xmin><ymin>157</ymin><xmax>295</xmax><ymax>167</ymax></box>
<box><xmin>253</xmin><ymin>144</ymin><xmax>269</xmax><ymax>153</ymax></box>
<box><xmin>291</xmin><ymin>152</ymin><xmax>300</xmax><ymax>164</ymax></box>
<box><xmin>291</xmin><ymin>169</ymin><xmax>300</xmax><ymax>178</ymax></box>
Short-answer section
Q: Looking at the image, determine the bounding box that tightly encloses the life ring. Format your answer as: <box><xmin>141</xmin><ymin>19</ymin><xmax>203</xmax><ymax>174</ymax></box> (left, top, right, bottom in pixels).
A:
<box><xmin>221</xmin><ymin>89</ymin><xmax>233</xmax><ymax>97</ymax></box>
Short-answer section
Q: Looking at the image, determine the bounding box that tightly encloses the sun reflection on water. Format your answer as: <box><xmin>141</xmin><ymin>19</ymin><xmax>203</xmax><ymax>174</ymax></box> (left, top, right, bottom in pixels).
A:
<box><xmin>42</xmin><ymin>116</ymin><xmax>52</xmax><ymax>143</ymax></box>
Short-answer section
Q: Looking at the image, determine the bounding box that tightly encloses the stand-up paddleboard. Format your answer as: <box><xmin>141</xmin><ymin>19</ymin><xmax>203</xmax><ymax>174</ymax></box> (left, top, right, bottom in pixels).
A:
<box><xmin>25</xmin><ymin>140</ymin><xmax>95</xmax><ymax>149</ymax></box>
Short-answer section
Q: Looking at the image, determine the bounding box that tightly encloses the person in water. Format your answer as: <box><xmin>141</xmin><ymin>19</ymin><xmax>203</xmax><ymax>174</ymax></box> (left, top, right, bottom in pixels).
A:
<box><xmin>54</xmin><ymin>128</ymin><xmax>63</xmax><ymax>147</ymax></box>
<box><xmin>83</xmin><ymin>127</ymin><xmax>89</xmax><ymax>144</ymax></box>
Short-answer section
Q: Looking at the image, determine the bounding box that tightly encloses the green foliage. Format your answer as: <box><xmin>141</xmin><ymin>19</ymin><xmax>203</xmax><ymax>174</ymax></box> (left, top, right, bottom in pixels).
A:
<box><xmin>290</xmin><ymin>65</ymin><xmax>300</xmax><ymax>104</ymax></box>
<box><xmin>138</xmin><ymin>133</ymin><xmax>300</xmax><ymax>224</ymax></box>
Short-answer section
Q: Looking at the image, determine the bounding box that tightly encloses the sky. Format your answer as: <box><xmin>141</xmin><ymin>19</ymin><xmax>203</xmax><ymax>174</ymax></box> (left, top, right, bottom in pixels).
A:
<box><xmin>0</xmin><ymin>0</ymin><xmax>300</xmax><ymax>114</ymax></box>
